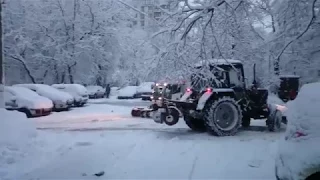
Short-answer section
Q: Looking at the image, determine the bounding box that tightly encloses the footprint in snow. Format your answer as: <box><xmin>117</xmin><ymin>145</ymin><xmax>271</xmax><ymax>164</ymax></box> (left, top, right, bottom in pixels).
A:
<box><xmin>248</xmin><ymin>159</ymin><xmax>262</xmax><ymax>168</ymax></box>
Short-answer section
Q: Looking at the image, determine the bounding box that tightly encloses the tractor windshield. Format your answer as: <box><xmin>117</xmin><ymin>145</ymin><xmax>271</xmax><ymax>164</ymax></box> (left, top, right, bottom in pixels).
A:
<box><xmin>191</xmin><ymin>68</ymin><xmax>227</xmax><ymax>91</ymax></box>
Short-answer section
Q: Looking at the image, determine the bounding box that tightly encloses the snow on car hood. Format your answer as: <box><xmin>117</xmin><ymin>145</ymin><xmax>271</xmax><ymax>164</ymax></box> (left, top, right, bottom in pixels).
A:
<box><xmin>14</xmin><ymin>84</ymin><xmax>74</xmax><ymax>103</ymax></box>
<box><xmin>118</xmin><ymin>86</ymin><xmax>138</xmax><ymax>96</ymax></box>
<box><xmin>16</xmin><ymin>95</ymin><xmax>53</xmax><ymax>109</ymax></box>
<box><xmin>5</xmin><ymin>86</ymin><xmax>54</xmax><ymax>109</ymax></box>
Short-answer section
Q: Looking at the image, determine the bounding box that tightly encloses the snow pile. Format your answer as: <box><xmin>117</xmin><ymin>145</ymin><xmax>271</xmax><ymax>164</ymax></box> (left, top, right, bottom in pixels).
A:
<box><xmin>118</xmin><ymin>86</ymin><xmax>138</xmax><ymax>97</ymax></box>
<box><xmin>6</xmin><ymin>86</ymin><xmax>53</xmax><ymax>109</ymax></box>
<box><xmin>286</xmin><ymin>82</ymin><xmax>320</xmax><ymax>135</ymax></box>
<box><xmin>136</xmin><ymin>82</ymin><xmax>154</xmax><ymax>93</ymax></box>
<box><xmin>0</xmin><ymin>109</ymin><xmax>37</xmax><ymax>177</ymax></box>
<box><xmin>276</xmin><ymin>82</ymin><xmax>320</xmax><ymax>179</ymax></box>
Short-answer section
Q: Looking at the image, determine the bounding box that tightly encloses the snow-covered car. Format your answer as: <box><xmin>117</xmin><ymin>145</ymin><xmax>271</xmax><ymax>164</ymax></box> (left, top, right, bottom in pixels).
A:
<box><xmin>14</xmin><ymin>84</ymin><xmax>74</xmax><ymax>111</ymax></box>
<box><xmin>52</xmin><ymin>84</ymin><xmax>89</xmax><ymax>107</ymax></box>
<box><xmin>275</xmin><ymin>82</ymin><xmax>320</xmax><ymax>180</ymax></box>
<box><xmin>86</xmin><ymin>85</ymin><xmax>105</xmax><ymax>99</ymax></box>
<box><xmin>117</xmin><ymin>86</ymin><xmax>138</xmax><ymax>99</ymax></box>
<box><xmin>134</xmin><ymin>82</ymin><xmax>154</xmax><ymax>100</ymax></box>
<box><xmin>3</xmin><ymin>86</ymin><xmax>53</xmax><ymax>118</ymax></box>
<box><xmin>110</xmin><ymin>87</ymin><xmax>120</xmax><ymax>96</ymax></box>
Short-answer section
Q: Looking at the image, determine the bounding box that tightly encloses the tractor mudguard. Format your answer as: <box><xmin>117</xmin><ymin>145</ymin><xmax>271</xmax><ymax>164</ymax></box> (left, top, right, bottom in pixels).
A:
<box><xmin>197</xmin><ymin>92</ymin><xmax>213</xmax><ymax>110</ymax></box>
<box><xmin>180</xmin><ymin>91</ymin><xmax>192</xmax><ymax>102</ymax></box>
<box><xmin>196</xmin><ymin>89</ymin><xmax>235</xmax><ymax>110</ymax></box>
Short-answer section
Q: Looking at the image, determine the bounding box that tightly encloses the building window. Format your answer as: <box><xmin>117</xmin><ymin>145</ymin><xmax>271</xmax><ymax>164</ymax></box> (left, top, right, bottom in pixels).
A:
<box><xmin>154</xmin><ymin>12</ymin><xmax>161</xmax><ymax>20</ymax></box>
<box><xmin>141</xmin><ymin>21</ymin><xmax>145</xmax><ymax>27</ymax></box>
<box><xmin>318</xmin><ymin>70</ymin><xmax>320</xmax><ymax>77</ymax></box>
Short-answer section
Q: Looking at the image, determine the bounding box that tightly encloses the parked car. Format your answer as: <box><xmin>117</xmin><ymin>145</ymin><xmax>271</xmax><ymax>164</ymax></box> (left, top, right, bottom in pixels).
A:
<box><xmin>275</xmin><ymin>82</ymin><xmax>320</xmax><ymax>180</ymax></box>
<box><xmin>134</xmin><ymin>82</ymin><xmax>154</xmax><ymax>100</ymax></box>
<box><xmin>3</xmin><ymin>86</ymin><xmax>53</xmax><ymax>118</ymax></box>
<box><xmin>14</xmin><ymin>84</ymin><xmax>74</xmax><ymax>111</ymax></box>
<box><xmin>110</xmin><ymin>87</ymin><xmax>120</xmax><ymax>96</ymax></box>
<box><xmin>86</xmin><ymin>85</ymin><xmax>105</xmax><ymax>99</ymax></box>
<box><xmin>52</xmin><ymin>84</ymin><xmax>89</xmax><ymax>107</ymax></box>
<box><xmin>117</xmin><ymin>86</ymin><xmax>138</xmax><ymax>99</ymax></box>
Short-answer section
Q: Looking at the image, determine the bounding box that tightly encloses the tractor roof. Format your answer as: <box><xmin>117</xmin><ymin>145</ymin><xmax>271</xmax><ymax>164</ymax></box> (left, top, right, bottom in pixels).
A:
<box><xmin>194</xmin><ymin>59</ymin><xmax>242</xmax><ymax>68</ymax></box>
<box><xmin>279</xmin><ymin>74</ymin><xmax>300</xmax><ymax>79</ymax></box>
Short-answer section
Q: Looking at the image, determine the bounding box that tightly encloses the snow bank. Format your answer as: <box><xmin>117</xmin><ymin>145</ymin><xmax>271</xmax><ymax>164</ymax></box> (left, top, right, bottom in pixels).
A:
<box><xmin>276</xmin><ymin>82</ymin><xmax>320</xmax><ymax>180</ymax></box>
<box><xmin>118</xmin><ymin>86</ymin><xmax>138</xmax><ymax>97</ymax></box>
<box><xmin>0</xmin><ymin>109</ymin><xmax>37</xmax><ymax>177</ymax></box>
<box><xmin>286</xmin><ymin>82</ymin><xmax>320</xmax><ymax>132</ymax></box>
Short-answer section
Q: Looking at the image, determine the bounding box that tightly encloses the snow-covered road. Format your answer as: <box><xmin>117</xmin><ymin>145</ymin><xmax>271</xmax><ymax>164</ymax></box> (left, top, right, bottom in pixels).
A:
<box><xmin>9</xmin><ymin>98</ymin><xmax>282</xmax><ymax>180</ymax></box>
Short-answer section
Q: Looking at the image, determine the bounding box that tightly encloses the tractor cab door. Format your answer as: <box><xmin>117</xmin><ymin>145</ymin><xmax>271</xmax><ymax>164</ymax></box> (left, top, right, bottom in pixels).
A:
<box><xmin>226</xmin><ymin>65</ymin><xmax>246</xmax><ymax>100</ymax></box>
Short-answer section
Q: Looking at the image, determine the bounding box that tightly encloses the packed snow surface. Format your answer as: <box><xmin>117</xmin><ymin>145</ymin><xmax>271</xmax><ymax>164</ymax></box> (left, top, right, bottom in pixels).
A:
<box><xmin>0</xmin><ymin>109</ymin><xmax>38</xmax><ymax>179</ymax></box>
<box><xmin>2</xmin><ymin>95</ymin><xmax>289</xmax><ymax>179</ymax></box>
<box><xmin>5</xmin><ymin>86</ymin><xmax>53</xmax><ymax>109</ymax></box>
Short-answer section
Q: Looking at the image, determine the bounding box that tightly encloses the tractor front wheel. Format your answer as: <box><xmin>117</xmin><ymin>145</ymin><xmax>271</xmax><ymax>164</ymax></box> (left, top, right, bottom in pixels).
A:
<box><xmin>203</xmin><ymin>97</ymin><xmax>242</xmax><ymax>136</ymax></box>
<box><xmin>163</xmin><ymin>107</ymin><xmax>180</xmax><ymax>126</ymax></box>
<box><xmin>267</xmin><ymin>105</ymin><xmax>282</xmax><ymax>132</ymax></box>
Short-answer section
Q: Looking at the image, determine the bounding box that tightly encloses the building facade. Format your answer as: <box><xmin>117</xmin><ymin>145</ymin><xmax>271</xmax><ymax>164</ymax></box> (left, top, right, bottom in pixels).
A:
<box><xmin>132</xmin><ymin>0</ymin><xmax>174</xmax><ymax>30</ymax></box>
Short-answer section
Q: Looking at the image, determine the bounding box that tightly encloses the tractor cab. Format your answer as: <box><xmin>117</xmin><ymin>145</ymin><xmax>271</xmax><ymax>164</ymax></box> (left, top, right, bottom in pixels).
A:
<box><xmin>191</xmin><ymin>59</ymin><xmax>245</xmax><ymax>91</ymax></box>
<box><xmin>278</xmin><ymin>75</ymin><xmax>300</xmax><ymax>102</ymax></box>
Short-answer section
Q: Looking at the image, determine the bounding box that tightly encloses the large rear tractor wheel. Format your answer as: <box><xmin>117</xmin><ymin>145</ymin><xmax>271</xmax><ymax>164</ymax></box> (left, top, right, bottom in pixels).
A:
<box><xmin>184</xmin><ymin>115</ymin><xmax>206</xmax><ymax>132</ymax></box>
<box><xmin>163</xmin><ymin>106</ymin><xmax>180</xmax><ymax>126</ymax></box>
<box><xmin>203</xmin><ymin>97</ymin><xmax>242</xmax><ymax>136</ymax></box>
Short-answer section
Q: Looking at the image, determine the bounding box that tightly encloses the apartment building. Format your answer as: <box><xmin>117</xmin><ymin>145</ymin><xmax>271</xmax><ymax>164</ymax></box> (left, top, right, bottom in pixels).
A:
<box><xmin>132</xmin><ymin>0</ymin><xmax>174</xmax><ymax>30</ymax></box>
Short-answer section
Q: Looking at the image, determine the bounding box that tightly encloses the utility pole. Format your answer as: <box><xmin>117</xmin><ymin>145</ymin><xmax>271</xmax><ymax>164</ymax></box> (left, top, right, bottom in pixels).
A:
<box><xmin>0</xmin><ymin>0</ymin><xmax>4</xmax><ymax>108</ymax></box>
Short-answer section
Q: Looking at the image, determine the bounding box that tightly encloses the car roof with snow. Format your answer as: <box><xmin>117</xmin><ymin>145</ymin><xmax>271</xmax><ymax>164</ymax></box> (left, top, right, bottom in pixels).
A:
<box><xmin>14</xmin><ymin>84</ymin><xmax>73</xmax><ymax>101</ymax></box>
<box><xmin>5</xmin><ymin>86</ymin><xmax>40</xmax><ymax>97</ymax></box>
<box><xmin>52</xmin><ymin>84</ymin><xmax>88</xmax><ymax>94</ymax></box>
<box><xmin>194</xmin><ymin>59</ymin><xmax>242</xmax><ymax>67</ymax></box>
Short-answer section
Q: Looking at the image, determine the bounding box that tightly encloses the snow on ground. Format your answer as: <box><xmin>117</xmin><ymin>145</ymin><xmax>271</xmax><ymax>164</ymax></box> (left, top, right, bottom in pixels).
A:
<box><xmin>88</xmin><ymin>96</ymin><xmax>150</xmax><ymax>107</ymax></box>
<box><xmin>4</xmin><ymin>98</ymin><xmax>285</xmax><ymax>179</ymax></box>
<box><xmin>19</xmin><ymin>129</ymin><xmax>281</xmax><ymax>179</ymax></box>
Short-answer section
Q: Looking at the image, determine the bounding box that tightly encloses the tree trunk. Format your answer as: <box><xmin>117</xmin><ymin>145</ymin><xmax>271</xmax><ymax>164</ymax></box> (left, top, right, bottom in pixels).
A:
<box><xmin>0</xmin><ymin>0</ymin><xmax>4</xmax><ymax>108</ymax></box>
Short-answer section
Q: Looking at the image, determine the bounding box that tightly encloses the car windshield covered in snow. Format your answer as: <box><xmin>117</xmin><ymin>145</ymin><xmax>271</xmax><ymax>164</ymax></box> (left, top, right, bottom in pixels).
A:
<box><xmin>7</xmin><ymin>86</ymin><xmax>39</xmax><ymax>97</ymax></box>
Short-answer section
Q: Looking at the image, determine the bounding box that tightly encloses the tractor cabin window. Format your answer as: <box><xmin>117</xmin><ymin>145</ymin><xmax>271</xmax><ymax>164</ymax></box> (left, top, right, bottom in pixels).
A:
<box><xmin>229</xmin><ymin>68</ymin><xmax>243</xmax><ymax>88</ymax></box>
